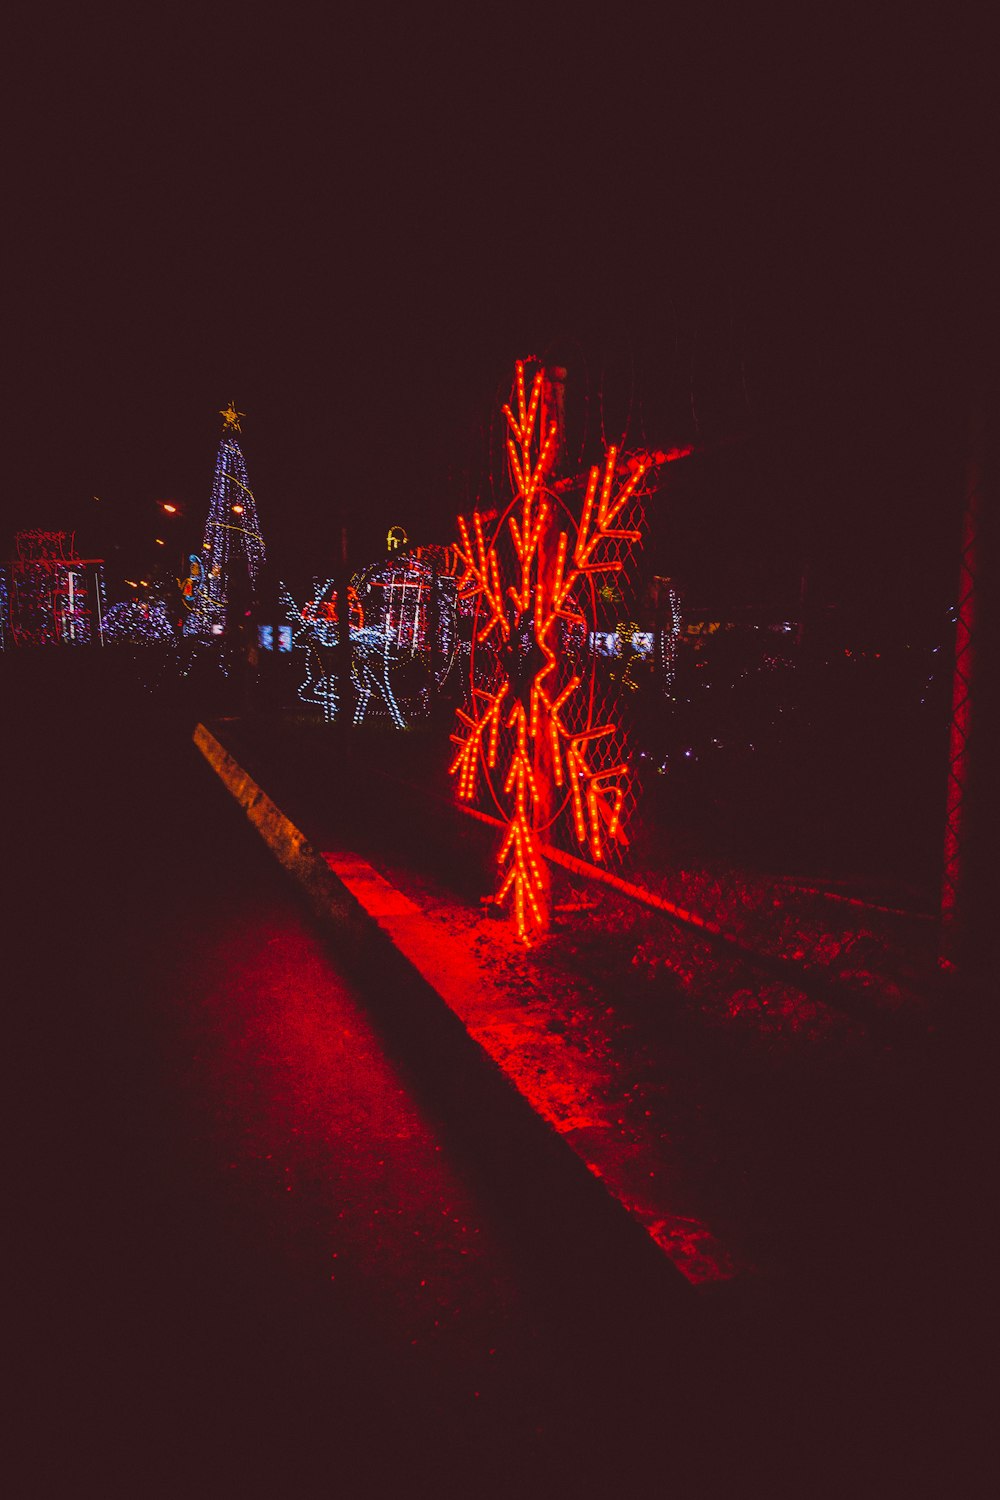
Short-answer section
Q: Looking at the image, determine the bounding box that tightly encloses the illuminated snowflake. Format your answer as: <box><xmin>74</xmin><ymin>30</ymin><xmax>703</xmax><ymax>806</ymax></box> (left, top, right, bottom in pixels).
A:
<box><xmin>450</xmin><ymin>360</ymin><xmax>664</xmax><ymax>942</ymax></box>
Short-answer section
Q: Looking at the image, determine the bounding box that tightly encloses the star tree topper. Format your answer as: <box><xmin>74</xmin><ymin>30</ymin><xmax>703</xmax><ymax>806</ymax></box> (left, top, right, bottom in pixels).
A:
<box><xmin>220</xmin><ymin>400</ymin><xmax>245</xmax><ymax>433</ymax></box>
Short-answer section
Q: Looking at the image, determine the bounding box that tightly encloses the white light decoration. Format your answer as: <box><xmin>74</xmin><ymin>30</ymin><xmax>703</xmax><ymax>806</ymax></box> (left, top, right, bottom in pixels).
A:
<box><xmin>103</xmin><ymin>598</ymin><xmax>177</xmax><ymax>644</ymax></box>
<box><xmin>183</xmin><ymin>409</ymin><xmax>266</xmax><ymax>639</ymax></box>
<box><xmin>281</xmin><ymin>552</ymin><xmax>458</xmax><ymax>728</ymax></box>
<box><xmin>5</xmin><ymin>531</ymin><xmax>105</xmax><ymax>647</ymax></box>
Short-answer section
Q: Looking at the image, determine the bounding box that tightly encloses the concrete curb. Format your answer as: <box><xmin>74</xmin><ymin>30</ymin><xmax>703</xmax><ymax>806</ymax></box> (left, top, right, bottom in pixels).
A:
<box><xmin>194</xmin><ymin>720</ymin><xmax>732</xmax><ymax>1291</ymax></box>
<box><xmin>193</xmin><ymin>721</ymin><xmax>373</xmax><ymax>942</ymax></box>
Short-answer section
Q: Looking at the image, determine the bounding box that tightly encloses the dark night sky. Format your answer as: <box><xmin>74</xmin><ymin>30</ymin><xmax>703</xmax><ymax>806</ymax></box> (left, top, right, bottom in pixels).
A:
<box><xmin>2</xmin><ymin>8</ymin><xmax>996</xmax><ymax>627</ymax></box>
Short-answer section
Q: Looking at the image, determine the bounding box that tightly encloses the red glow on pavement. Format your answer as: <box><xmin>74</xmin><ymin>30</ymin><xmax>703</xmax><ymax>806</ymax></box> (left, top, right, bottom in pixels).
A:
<box><xmin>320</xmin><ymin>844</ymin><xmax>737</xmax><ymax>1286</ymax></box>
<box><xmin>178</xmin><ymin>902</ymin><xmax>526</xmax><ymax>1343</ymax></box>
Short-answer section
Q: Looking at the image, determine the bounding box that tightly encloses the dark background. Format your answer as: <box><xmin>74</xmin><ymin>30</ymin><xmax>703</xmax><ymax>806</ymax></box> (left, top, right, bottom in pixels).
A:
<box><xmin>2</xmin><ymin>7</ymin><xmax>996</xmax><ymax>628</ymax></box>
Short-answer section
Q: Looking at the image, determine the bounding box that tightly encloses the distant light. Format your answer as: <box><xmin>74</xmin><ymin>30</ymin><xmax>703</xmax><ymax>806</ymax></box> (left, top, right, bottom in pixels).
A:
<box><xmin>155</xmin><ymin>538</ymin><xmax>165</xmax><ymax>546</ymax></box>
<box><xmin>231</xmin><ymin>503</ymin><xmax>244</xmax><ymax>515</ymax></box>
<box><xmin>161</xmin><ymin>502</ymin><xmax>178</xmax><ymax>515</ymax></box>
<box><xmin>139</xmin><ymin>579</ymin><xmax>149</xmax><ymax>587</ymax></box>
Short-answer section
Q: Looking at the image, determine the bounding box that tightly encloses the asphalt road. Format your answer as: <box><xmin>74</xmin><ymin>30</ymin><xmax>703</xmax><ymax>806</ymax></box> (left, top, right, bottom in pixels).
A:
<box><xmin>4</xmin><ymin>662</ymin><xmax>718</xmax><ymax>1498</ymax></box>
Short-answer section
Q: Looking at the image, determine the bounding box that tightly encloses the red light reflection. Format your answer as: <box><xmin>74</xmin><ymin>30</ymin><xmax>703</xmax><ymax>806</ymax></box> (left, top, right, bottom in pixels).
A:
<box><xmin>173</xmin><ymin>902</ymin><xmax>524</xmax><ymax>1350</ymax></box>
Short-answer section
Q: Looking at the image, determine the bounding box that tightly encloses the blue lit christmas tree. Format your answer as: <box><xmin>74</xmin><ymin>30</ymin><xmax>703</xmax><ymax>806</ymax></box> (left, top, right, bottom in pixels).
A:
<box><xmin>183</xmin><ymin>402</ymin><xmax>266</xmax><ymax>637</ymax></box>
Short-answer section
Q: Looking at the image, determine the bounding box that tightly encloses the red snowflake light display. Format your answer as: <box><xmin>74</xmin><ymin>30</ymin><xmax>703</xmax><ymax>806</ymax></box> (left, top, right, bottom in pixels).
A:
<box><xmin>450</xmin><ymin>360</ymin><xmax>663</xmax><ymax>942</ymax></box>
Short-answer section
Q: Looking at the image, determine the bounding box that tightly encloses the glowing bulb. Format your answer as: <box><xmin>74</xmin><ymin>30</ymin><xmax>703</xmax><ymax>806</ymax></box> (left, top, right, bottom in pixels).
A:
<box><xmin>231</xmin><ymin>504</ymin><xmax>244</xmax><ymax>515</ymax></box>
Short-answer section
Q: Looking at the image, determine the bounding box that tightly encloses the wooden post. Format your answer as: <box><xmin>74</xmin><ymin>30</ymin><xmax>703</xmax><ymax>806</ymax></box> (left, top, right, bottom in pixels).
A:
<box><xmin>334</xmin><ymin>523</ymin><xmax>353</xmax><ymax>728</ymax></box>
<box><xmin>427</xmin><ymin>551</ymin><xmax>440</xmax><ymax>717</ymax></box>
<box><xmin>940</xmin><ymin>397</ymin><xmax>1000</xmax><ymax>985</ymax></box>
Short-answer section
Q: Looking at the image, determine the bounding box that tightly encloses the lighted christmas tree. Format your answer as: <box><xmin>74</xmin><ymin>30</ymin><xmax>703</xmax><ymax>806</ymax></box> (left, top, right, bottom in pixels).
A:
<box><xmin>183</xmin><ymin>402</ymin><xmax>266</xmax><ymax>637</ymax></box>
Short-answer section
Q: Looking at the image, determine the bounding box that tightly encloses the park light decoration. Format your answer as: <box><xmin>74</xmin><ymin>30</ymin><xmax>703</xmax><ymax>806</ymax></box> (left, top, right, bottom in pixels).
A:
<box><xmin>95</xmin><ymin>566</ymin><xmax>108</xmax><ymax>644</ymax></box>
<box><xmin>655</xmin><ymin>578</ymin><xmax>683</xmax><ymax>692</ymax></box>
<box><xmin>4</xmin><ymin>531</ymin><xmax>105</xmax><ymax>647</ymax></box>
<box><xmin>103</xmin><ymin>597</ymin><xmax>177</xmax><ymax>644</ymax></box>
<box><xmin>219</xmin><ymin>400</ymin><xmax>245</xmax><ymax>433</ymax></box>
<box><xmin>183</xmin><ymin>405</ymin><xmax>265</xmax><ymax>638</ymax></box>
<box><xmin>449</xmin><ymin>360</ymin><xmax>668</xmax><ymax>943</ymax></box>
<box><xmin>288</xmin><ymin>578</ymin><xmax>366</xmax><ymax>723</ymax></box>
<box><xmin>286</xmin><ymin>550</ymin><xmax>458</xmax><ymax>727</ymax></box>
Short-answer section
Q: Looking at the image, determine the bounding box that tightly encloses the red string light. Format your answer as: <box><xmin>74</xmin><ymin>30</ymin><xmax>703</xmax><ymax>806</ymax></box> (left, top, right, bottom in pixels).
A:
<box><xmin>450</xmin><ymin>361</ymin><xmax>663</xmax><ymax>941</ymax></box>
